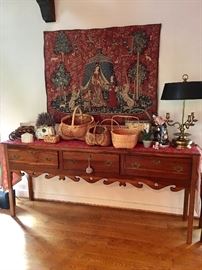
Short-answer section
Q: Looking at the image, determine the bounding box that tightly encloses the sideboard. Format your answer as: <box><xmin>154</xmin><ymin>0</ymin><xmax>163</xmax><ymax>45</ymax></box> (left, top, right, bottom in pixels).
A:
<box><xmin>2</xmin><ymin>140</ymin><xmax>201</xmax><ymax>244</ymax></box>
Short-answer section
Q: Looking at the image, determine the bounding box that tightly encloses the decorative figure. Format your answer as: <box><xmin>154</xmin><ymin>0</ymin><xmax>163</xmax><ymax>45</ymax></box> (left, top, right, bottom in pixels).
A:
<box><xmin>152</xmin><ymin>114</ymin><xmax>169</xmax><ymax>147</ymax></box>
<box><xmin>153</xmin><ymin>141</ymin><xmax>160</xmax><ymax>150</ymax></box>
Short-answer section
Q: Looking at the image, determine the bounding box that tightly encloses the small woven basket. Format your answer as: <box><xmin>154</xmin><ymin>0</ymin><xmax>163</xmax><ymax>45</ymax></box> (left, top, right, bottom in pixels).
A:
<box><xmin>58</xmin><ymin>106</ymin><xmax>94</xmax><ymax>140</ymax></box>
<box><xmin>44</xmin><ymin>135</ymin><xmax>60</xmax><ymax>144</ymax></box>
<box><xmin>111</xmin><ymin>115</ymin><xmax>139</xmax><ymax>149</ymax></box>
<box><xmin>85</xmin><ymin>120</ymin><xmax>112</xmax><ymax>147</ymax></box>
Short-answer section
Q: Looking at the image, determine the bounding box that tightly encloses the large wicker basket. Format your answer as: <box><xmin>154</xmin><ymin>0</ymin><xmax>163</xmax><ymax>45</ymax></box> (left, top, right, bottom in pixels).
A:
<box><xmin>58</xmin><ymin>106</ymin><xmax>94</xmax><ymax>140</ymax></box>
<box><xmin>111</xmin><ymin>115</ymin><xmax>139</xmax><ymax>149</ymax></box>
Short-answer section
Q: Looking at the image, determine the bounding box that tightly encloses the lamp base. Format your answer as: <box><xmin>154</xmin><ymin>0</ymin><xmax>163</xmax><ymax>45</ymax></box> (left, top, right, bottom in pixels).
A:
<box><xmin>172</xmin><ymin>137</ymin><xmax>192</xmax><ymax>149</ymax></box>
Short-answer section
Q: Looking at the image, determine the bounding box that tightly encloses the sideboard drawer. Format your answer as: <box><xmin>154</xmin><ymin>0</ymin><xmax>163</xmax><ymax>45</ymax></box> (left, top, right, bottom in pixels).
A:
<box><xmin>121</xmin><ymin>154</ymin><xmax>192</xmax><ymax>180</ymax></box>
<box><xmin>8</xmin><ymin>148</ymin><xmax>59</xmax><ymax>169</ymax></box>
<box><xmin>62</xmin><ymin>151</ymin><xmax>119</xmax><ymax>176</ymax></box>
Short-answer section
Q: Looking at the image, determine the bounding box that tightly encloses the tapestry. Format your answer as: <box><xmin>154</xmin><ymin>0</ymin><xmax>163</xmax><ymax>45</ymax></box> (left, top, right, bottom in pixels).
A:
<box><xmin>44</xmin><ymin>24</ymin><xmax>161</xmax><ymax>122</ymax></box>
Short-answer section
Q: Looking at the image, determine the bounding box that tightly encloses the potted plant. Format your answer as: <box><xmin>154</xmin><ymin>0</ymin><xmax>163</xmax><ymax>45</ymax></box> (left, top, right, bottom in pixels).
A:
<box><xmin>141</xmin><ymin>128</ymin><xmax>153</xmax><ymax>148</ymax></box>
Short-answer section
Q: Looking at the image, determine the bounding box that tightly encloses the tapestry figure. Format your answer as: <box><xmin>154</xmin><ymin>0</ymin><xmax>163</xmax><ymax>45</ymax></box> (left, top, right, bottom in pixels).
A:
<box><xmin>69</xmin><ymin>84</ymin><xmax>80</xmax><ymax>111</ymax></box>
<box><xmin>108</xmin><ymin>75</ymin><xmax>118</xmax><ymax>109</ymax></box>
<box><xmin>83</xmin><ymin>63</ymin><xmax>109</xmax><ymax>108</ymax></box>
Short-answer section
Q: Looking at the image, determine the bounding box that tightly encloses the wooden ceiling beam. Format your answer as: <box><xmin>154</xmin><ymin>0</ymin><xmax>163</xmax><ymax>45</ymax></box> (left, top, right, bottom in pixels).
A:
<box><xmin>36</xmin><ymin>0</ymin><xmax>56</xmax><ymax>23</ymax></box>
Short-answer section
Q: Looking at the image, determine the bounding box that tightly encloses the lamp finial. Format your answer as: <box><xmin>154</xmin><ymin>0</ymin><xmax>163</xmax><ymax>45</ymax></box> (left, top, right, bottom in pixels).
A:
<box><xmin>182</xmin><ymin>74</ymin><xmax>188</xmax><ymax>82</ymax></box>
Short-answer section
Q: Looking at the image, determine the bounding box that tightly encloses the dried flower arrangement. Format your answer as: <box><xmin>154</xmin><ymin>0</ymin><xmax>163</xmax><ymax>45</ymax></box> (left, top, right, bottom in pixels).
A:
<box><xmin>36</xmin><ymin>112</ymin><xmax>55</xmax><ymax>128</ymax></box>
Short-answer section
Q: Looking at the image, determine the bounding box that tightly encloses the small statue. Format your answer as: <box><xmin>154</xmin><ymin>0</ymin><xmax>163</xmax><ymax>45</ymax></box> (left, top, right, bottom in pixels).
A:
<box><xmin>152</xmin><ymin>114</ymin><xmax>169</xmax><ymax>147</ymax></box>
<box><xmin>153</xmin><ymin>141</ymin><xmax>160</xmax><ymax>150</ymax></box>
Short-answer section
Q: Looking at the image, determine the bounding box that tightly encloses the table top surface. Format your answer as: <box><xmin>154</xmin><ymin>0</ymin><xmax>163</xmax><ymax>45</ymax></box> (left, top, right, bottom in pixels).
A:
<box><xmin>2</xmin><ymin>139</ymin><xmax>201</xmax><ymax>156</ymax></box>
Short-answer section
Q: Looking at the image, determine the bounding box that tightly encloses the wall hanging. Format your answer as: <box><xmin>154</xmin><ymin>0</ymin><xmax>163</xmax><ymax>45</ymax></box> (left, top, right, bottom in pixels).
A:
<box><xmin>44</xmin><ymin>24</ymin><xmax>161</xmax><ymax>122</ymax></box>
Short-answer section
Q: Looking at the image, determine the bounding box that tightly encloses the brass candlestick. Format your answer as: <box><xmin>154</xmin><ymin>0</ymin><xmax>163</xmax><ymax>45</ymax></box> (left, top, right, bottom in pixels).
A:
<box><xmin>165</xmin><ymin>109</ymin><xmax>197</xmax><ymax>148</ymax></box>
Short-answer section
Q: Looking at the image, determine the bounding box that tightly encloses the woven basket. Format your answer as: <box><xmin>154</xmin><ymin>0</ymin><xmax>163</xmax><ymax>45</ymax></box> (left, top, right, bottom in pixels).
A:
<box><xmin>124</xmin><ymin>110</ymin><xmax>151</xmax><ymax>141</ymax></box>
<box><xmin>111</xmin><ymin>115</ymin><xmax>139</xmax><ymax>149</ymax></box>
<box><xmin>125</xmin><ymin>121</ymin><xmax>146</xmax><ymax>134</ymax></box>
<box><xmin>44</xmin><ymin>135</ymin><xmax>60</xmax><ymax>144</ymax></box>
<box><xmin>85</xmin><ymin>118</ymin><xmax>117</xmax><ymax>147</ymax></box>
<box><xmin>58</xmin><ymin>106</ymin><xmax>94</xmax><ymax>140</ymax></box>
<box><xmin>85</xmin><ymin>121</ymin><xmax>111</xmax><ymax>146</ymax></box>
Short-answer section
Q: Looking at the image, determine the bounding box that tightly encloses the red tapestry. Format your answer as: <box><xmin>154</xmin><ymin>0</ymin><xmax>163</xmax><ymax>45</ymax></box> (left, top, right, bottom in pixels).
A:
<box><xmin>44</xmin><ymin>24</ymin><xmax>161</xmax><ymax>122</ymax></box>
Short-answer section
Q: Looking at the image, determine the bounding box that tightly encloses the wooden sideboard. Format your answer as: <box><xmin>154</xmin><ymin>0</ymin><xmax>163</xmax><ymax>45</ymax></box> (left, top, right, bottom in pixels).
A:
<box><xmin>2</xmin><ymin>140</ymin><xmax>201</xmax><ymax>244</ymax></box>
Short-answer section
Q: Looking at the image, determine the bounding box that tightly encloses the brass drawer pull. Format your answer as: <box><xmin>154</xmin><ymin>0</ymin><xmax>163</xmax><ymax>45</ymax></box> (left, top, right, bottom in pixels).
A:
<box><xmin>131</xmin><ymin>162</ymin><xmax>140</xmax><ymax>169</ymax></box>
<box><xmin>153</xmin><ymin>159</ymin><xmax>161</xmax><ymax>165</ymax></box>
<box><xmin>173</xmin><ymin>165</ymin><xmax>183</xmax><ymax>173</ymax></box>
<box><xmin>12</xmin><ymin>154</ymin><xmax>20</xmax><ymax>160</ymax></box>
<box><xmin>105</xmin><ymin>160</ymin><xmax>112</xmax><ymax>166</ymax></box>
<box><xmin>30</xmin><ymin>151</ymin><xmax>37</xmax><ymax>156</ymax></box>
<box><xmin>69</xmin><ymin>160</ymin><xmax>76</xmax><ymax>164</ymax></box>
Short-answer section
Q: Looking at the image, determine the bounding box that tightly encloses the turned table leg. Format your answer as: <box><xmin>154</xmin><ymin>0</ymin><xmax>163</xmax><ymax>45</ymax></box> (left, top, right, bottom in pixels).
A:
<box><xmin>8</xmin><ymin>172</ymin><xmax>15</xmax><ymax>217</ymax></box>
<box><xmin>183</xmin><ymin>188</ymin><xmax>189</xmax><ymax>221</ymax></box>
<box><xmin>27</xmin><ymin>174</ymin><xmax>34</xmax><ymax>201</ymax></box>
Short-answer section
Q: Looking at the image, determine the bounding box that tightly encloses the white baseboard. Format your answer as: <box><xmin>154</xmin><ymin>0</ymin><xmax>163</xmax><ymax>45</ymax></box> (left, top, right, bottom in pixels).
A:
<box><xmin>16</xmin><ymin>189</ymin><xmax>29</xmax><ymax>198</ymax></box>
<box><xmin>16</xmin><ymin>189</ymin><xmax>183</xmax><ymax>215</ymax></box>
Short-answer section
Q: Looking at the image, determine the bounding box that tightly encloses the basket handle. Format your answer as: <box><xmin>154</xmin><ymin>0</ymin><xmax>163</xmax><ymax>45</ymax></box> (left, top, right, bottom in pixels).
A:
<box><xmin>112</xmin><ymin>115</ymin><xmax>139</xmax><ymax>124</ymax></box>
<box><xmin>92</xmin><ymin>121</ymin><xmax>100</xmax><ymax>135</ymax></box>
<box><xmin>60</xmin><ymin>115</ymin><xmax>69</xmax><ymax>124</ymax></box>
<box><xmin>92</xmin><ymin>121</ymin><xmax>110</xmax><ymax>136</ymax></box>
<box><xmin>93</xmin><ymin>121</ymin><xmax>106</xmax><ymax>145</ymax></box>
<box><xmin>71</xmin><ymin>105</ymin><xmax>83</xmax><ymax>126</ymax></box>
<box><xmin>100</xmin><ymin>118</ymin><xmax>120</xmax><ymax>131</ymax></box>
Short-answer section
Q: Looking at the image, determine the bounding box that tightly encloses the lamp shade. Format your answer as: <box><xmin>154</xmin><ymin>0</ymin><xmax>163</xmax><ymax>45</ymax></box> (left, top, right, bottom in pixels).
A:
<box><xmin>161</xmin><ymin>81</ymin><xmax>202</xmax><ymax>100</ymax></box>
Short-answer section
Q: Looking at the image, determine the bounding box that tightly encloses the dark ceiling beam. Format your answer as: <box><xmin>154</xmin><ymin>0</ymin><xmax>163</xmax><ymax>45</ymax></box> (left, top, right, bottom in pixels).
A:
<box><xmin>36</xmin><ymin>0</ymin><xmax>56</xmax><ymax>23</ymax></box>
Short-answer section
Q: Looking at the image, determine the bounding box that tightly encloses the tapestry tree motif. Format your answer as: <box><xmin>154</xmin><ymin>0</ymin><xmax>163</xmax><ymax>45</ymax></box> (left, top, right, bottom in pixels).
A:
<box><xmin>44</xmin><ymin>24</ymin><xmax>161</xmax><ymax>122</ymax></box>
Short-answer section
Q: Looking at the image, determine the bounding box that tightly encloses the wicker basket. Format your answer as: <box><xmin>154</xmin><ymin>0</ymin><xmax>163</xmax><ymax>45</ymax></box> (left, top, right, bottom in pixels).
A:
<box><xmin>44</xmin><ymin>135</ymin><xmax>60</xmax><ymax>144</ymax></box>
<box><xmin>111</xmin><ymin>115</ymin><xmax>139</xmax><ymax>149</ymax></box>
<box><xmin>85</xmin><ymin>120</ymin><xmax>112</xmax><ymax>147</ymax></box>
<box><xmin>124</xmin><ymin>111</ymin><xmax>151</xmax><ymax>142</ymax></box>
<box><xmin>125</xmin><ymin>121</ymin><xmax>146</xmax><ymax>134</ymax></box>
<box><xmin>58</xmin><ymin>106</ymin><xmax>94</xmax><ymax>140</ymax></box>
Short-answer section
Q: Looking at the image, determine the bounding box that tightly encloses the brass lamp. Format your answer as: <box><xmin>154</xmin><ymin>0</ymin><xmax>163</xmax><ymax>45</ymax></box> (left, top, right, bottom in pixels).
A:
<box><xmin>161</xmin><ymin>74</ymin><xmax>202</xmax><ymax>148</ymax></box>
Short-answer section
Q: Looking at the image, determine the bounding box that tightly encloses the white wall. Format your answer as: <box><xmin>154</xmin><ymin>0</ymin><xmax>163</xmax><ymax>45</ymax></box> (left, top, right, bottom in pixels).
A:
<box><xmin>0</xmin><ymin>0</ymin><xmax>202</xmax><ymax>215</ymax></box>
